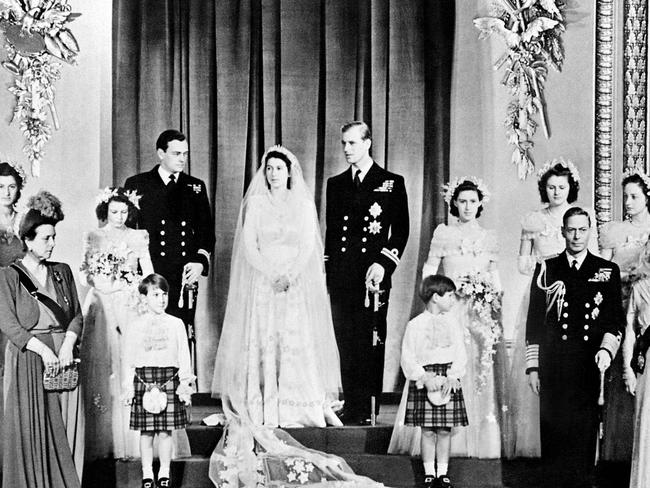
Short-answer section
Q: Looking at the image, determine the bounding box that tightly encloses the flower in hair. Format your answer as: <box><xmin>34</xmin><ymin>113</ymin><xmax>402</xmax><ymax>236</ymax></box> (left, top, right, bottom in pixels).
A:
<box><xmin>441</xmin><ymin>176</ymin><xmax>491</xmax><ymax>205</ymax></box>
<box><xmin>536</xmin><ymin>157</ymin><xmax>580</xmax><ymax>183</ymax></box>
<box><xmin>95</xmin><ymin>187</ymin><xmax>141</xmax><ymax>209</ymax></box>
<box><xmin>0</xmin><ymin>157</ymin><xmax>27</xmax><ymax>188</ymax></box>
<box><xmin>27</xmin><ymin>190</ymin><xmax>63</xmax><ymax>221</ymax></box>
<box><xmin>623</xmin><ymin>167</ymin><xmax>650</xmax><ymax>195</ymax></box>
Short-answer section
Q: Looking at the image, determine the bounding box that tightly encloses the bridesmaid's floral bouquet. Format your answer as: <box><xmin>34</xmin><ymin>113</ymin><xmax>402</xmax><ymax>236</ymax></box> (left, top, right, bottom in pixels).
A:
<box><xmin>455</xmin><ymin>271</ymin><xmax>503</xmax><ymax>392</ymax></box>
<box><xmin>80</xmin><ymin>248</ymin><xmax>136</xmax><ymax>286</ymax></box>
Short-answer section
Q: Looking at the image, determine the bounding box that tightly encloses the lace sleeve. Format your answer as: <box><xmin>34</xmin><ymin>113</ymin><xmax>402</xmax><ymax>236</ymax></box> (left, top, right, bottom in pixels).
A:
<box><xmin>520</xmin><ymin>211</ymin><xmax>544</xmax><ymax>241</ymax></box>
<box><xmin>242</xmin><ymin>197</ymin><xmax>275</xmax><ymax>279</ymax></box>
<box><xmin>422</xmin><ymin>224</ymin><xmax>447</xmax><ymax>278</ymax></box>
<box><xmin>134</xmin><ymin>230</ymin><xmax>154</xmax><ymax>276</ymax></box>
<box><xmin>484</xmin><ymin>229</ymin><xmax>499</xmax><ymax>261</ymax></box>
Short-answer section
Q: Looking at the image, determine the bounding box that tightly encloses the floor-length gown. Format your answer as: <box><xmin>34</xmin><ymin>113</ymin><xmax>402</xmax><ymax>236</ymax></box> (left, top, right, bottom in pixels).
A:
<box><xmin>599</xmin><ymin>220</ymin><xmax>650</xmax><ymax>462</ymax></box>
<box><xmin>625</xmin><ymin>279</ymin><xmax>650</xmax><ymax>488</ymax></box>
<box><xmin>506</xmin><ymin>207</ymin><xmax>599</xmax><ymax>458</ymax></box>
<box><xmin>421</xmin><ymin>221</ymin><xmax>503</xmax><ymax>458</ymax></box>
<box><xmin>241</xmin><ymin>194</ymin><xmax>335</xmax><ymax>427</ymax></box>
<box><xmin>80</xmin><ymin>227</ymin><xmax>153</xmax><ymax>460</ymax></box>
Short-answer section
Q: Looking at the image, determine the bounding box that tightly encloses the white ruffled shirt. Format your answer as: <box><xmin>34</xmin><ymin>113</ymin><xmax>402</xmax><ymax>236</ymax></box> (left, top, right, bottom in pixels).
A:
<box><xmin>400</xmin><ymin>309</ymin><xmax>467</xmax><ymax>387</ymax></box>
<box><xmin>122</xmin><ymin>312</ymin><xmax>195</xmax><ymax>393</ymax></box>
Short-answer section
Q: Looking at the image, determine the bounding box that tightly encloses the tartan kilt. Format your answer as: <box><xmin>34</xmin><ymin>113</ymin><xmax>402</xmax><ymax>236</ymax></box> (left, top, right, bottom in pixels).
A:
<box><xmin>404</xmin><ymin>363</ymin><xmax>469</xmax><ymax>428</ymax></box>
<box><xmin>129</xmin><ymin>366</ymin><xmax>188</xmax><ymax>431</ymax></box>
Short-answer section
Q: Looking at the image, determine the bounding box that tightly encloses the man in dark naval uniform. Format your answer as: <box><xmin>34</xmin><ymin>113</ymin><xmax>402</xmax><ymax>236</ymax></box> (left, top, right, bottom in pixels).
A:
<box><xmin>325</xmin><ymin>121</ymin><xmax>409</xmax><ymax>425</ymax></box>
<box><xmin>526</xmin><ymin>207</ymin><xmax>624</xmax><ymax>488</ymax></box>
<box><xmin>124</xmin><ymin>129</ymin><xmax>215</xmax><ymax>328</ymax></box>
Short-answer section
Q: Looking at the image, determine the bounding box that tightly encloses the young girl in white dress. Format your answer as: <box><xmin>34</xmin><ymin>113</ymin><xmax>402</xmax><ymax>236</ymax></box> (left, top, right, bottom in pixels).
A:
<box><xmin>507</xmin><ymin>159</ymin><xmax>598</xmax><ymax>458</ymax></box>
<box><xmin>397</xmin><ymin>275</ymin><xmax>467</xmax><ymax>488</ymax></box>
<box><xmin>419</xmin><ymin>177</ymin><xmax>504</xmax><ymax>459</ymax></box>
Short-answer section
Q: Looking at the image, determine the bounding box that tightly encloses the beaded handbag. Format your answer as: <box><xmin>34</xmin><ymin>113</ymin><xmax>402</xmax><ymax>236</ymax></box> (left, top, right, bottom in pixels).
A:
<box><xmin>43</xmin><ymin>359</ymin><xmax>80</xmax><ymax>392</ymax></box>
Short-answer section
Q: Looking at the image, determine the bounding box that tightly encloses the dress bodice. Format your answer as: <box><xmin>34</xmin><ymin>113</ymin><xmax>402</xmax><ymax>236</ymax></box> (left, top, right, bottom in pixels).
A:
<box><xmin>0</xmin><ymin>211</ymin><xmax>24</xmax><ymax>267</ymax></box>
<box><xmin>423</xmin><ymin>221</ymin><xmax>497</xmax><ymax>281</ymax></box>
<box><xmin>82</xmin><ymin>227</ymin><xmax>151</xmax><ymax>274</ymax></box>
<box><xmin>599</xmin><ymin>220</ymin><xmax>650</xmax><ymax>277</ymax></box>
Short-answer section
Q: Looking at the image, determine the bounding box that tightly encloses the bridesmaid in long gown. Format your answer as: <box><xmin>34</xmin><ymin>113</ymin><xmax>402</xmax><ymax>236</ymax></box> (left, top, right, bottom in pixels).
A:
<box><xmin>506</xmin><ymin>159</ymin><xmax>597</xmax><ymax>458</ymax></box>
<box><xmin>421</xmin><ymin>177</ymin><xmax>504</xmax><ymax>459</ymax></box>
<box><xmin>80</xmin><ymin>187</ymin><xmax>154</xmax><ymax>460</ymax></box>
<box><xmin>599</xmin><ymin>170</ymin><xmax>650</xmax><ymax>462</ymax></box>
<box><xmin>623</xmin><ymin>242</ymin><xmax>650</xmax><ymax>488</ymax></box>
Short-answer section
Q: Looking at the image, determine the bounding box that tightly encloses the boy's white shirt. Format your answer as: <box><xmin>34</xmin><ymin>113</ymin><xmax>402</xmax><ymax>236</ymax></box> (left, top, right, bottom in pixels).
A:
<box><xmin>122</xmin><ymin>311</ymin><xmax>196</xmax><ymax>395</ymax></box>
<box><xmin>400</xmin><ymin>308</ymin><xmax>467</xmax><ymax>387</ymax></box>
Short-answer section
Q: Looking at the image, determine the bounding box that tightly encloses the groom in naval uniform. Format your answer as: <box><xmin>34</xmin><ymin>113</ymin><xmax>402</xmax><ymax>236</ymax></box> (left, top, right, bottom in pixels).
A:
<box><xmin>325</xmin><ymin>121</ymin><xmax>409</xmax><ymax>425</ymax></box>
<box><xmin>124</xmin><ymin>129</ymin><xmax>215</xmax><ymax>329</ymax></box>
<box><xmin>526</xmin><ymin>207</ymin><xmax>624</xmax><ymax>488</ymax></box>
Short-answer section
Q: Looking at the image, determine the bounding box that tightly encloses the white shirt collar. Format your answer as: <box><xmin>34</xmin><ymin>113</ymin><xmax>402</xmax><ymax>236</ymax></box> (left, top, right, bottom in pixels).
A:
<box><xmin>351</xmin><ymin>158</ymin><xmax>373</xmax><ymax>182</ymax></box>
<box><xmin>158</xmin><ymin>165</ymin><xmax>180</xmax><ymax>184</ymax></box>
<box><xmin>566</xmin><ymin>249</ymin><xmax>588</xmax><ymax>269</ymax></box>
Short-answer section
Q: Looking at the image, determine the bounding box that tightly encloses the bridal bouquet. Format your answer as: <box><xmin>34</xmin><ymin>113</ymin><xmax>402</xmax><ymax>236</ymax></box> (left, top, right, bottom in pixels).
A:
<box><xmin>80</xmin><ymin>248</ymin><xmax>136</xmax><ymax>286</ymax></box>
<box><xmin>455</xmin><ymin>271</ymin><xmax>503</xmax><ymax>392</ymax></box>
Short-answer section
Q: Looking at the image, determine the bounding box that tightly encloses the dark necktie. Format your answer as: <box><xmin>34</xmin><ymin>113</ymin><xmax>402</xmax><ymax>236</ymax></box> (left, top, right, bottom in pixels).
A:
<box><xmin>571</xmin><ymin>259</ymin><xmax>578</xmax><ymax>273</ymax></box>
<box><xmin>168</xmin><ymin>174</ymin><xmax>176</xmax><ymax>185</ymax></box>
<box><xmin>354</xmin><ymin>169</ymin><xmax>361</xmax><ymax>189</ymax></box>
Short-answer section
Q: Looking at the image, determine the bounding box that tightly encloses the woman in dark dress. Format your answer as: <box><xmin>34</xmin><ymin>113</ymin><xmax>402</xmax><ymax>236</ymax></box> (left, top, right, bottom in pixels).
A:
<box><xmin>0</xmin><ymin>190</ymin><xmax>84</xmax><ymax>487</ymax></box>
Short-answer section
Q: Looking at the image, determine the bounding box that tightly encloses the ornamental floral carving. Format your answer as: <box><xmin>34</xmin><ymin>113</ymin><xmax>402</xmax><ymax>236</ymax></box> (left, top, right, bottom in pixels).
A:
<box><xmin>474</xmin><ymin>0</ymin><xmax>566</xmax><ymax>180</ymax></box>
<box><xmin>0</xmin><ymin>0</ymin><xmax>81</xmax><ymax>176</ymax></box>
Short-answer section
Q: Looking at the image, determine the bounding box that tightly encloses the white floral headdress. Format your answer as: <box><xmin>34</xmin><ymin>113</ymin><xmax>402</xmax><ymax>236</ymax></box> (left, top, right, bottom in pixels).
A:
<box><xmin>95</xmin><ymin>187</ymin><xmax>141</xmax><ymax>209</ymax></box>
<box><xmin>441</xmin><ymin>176</ymin><xmax>491</xmax><ymax>205</ymax></box>
<box><xmin>536</xmin><ymin>157</ymin><xmax>580</xmax><ymax>183</ymax></box>
<box><xmin>0</xmin><ymin>156</ymin><xmax>27</xmax><ymax>188</ymax></box>
<box><xmin>623</xmin><ymin>167</ymin><xmax>650</xmax><ymax>195</ymax></box>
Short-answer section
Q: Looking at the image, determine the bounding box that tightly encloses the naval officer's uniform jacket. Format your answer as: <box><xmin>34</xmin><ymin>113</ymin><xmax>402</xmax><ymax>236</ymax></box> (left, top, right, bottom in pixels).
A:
<box><xmin>125</xmin><ymin>165</ymin><xmax>215</xmax><ymax>324</ymax></box>
<box><xmin>526</xmin><ymin>251</ymin><xmax>624</xmax><ymax>479</ymax></box>
<box><xmin>324</xmin><ymin>161</ymin><xmax>409</xmax><ymax>420</ymax></box>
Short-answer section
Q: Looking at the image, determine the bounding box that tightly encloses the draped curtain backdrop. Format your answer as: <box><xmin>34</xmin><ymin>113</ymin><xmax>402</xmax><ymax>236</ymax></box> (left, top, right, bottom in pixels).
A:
<box><xmin>113</xmin><ymin>0</ymin><xmax>454</xmax><ymax>391</ymax></box>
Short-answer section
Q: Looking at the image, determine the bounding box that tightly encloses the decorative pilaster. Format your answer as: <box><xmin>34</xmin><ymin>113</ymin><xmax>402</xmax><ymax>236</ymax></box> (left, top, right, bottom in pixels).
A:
<box><xmin>594</xmin><ymin>0</ymin><xmax>614</xmax><ymax>228</ymax></box>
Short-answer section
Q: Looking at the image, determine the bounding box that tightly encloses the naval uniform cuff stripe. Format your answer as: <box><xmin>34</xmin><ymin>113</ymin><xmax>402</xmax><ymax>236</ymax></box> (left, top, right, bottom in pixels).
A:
<box><xmin>198</xmin><ymin>249</ymin><xmax>210</xmax><ymax>260</ymax></box>
<box><xmin>381</xmin><ymin>248</ymin><xmax>400</xmax><ymax>265</ymax></box>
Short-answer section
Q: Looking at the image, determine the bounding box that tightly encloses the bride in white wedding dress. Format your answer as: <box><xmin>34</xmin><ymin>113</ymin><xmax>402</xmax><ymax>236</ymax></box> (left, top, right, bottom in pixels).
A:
<box><xmin>210</xmin><ymin>145</ymin><xmax>382</xmax><ymax>488</ymax></box>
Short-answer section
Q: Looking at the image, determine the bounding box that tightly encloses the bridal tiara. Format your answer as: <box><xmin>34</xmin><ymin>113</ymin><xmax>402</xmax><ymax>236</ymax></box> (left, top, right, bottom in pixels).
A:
<box><xmin>441</xmin><ymin>176</ymin><xmax>491</xmax><ymax>205</ymax></box>
<box><xmin>536</xmin><ymin>157</ymin><xmax>580</xmax><ymax>183</ymax></box>
<box><xmin>96</xmin><ymin>187</ymin><xmax>141</xmax><ymax>209</ymax></box>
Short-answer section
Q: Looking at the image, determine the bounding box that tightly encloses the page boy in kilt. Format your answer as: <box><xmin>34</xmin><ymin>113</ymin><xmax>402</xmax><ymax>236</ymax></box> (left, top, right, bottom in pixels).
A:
<box><xmin>123</xmin><ymin>274</ymin><xmax>196</xmax><ymax>488</ymax></box>
<box><xmin>526</xmin><ymin>208</ymin><xmax>624</xmax><ymax>488</ymax></box>
<box><xmin>400</xmin><ymin>275</ymin><xmax>468</xmax><ymax>488</ymax></box>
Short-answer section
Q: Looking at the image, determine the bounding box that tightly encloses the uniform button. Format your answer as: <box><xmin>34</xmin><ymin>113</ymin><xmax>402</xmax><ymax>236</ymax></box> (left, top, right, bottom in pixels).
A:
<box><xmin>362</xmin><ymin>248</ymin><xmax>366</xmax><ymax>253</ymax></box>
<box><xmin>161</xmin><ymin>219</ymin><xmax>166</xmax><ymax>225</ymax></box>
<box><xmin>160</xmin><ymin>230</ymin><xmax>165</xmax><ymax>236</ymax></box>
<box><xmin>181</xmin><ymin>221</ymin><xmax>187</xmax><ymax>226</ymax></box>
<box><xmin>585</xmin><ymin>303</ymin><xmax>590</xmax><ymax>309</ymax></box>
<box><xmin>584</xmin><ymin>314</ymin><xmax>589</xmax><ymax>319</ymax></box>
<box><xmin>362</xmin><ymin>237</ymin><xmax>367</xmax><ymax>242</ymax></box>
<box><xmin>584</xmin><ymin>325</ymin><xmax>589</xmax><ymax>330</ymax></box>
<box><xmin>363</xmin><ymin>227</ymin><xmax>367</xmax><ymax>232</ymax></box>
<box><xmin>343</xmin><ymin>216</ymin><xmax>349</xmax><ymax>221</ymax></box>
<box><xmin>341</xmin><ymin>247</ymin><xmax>347</xmax><ymax>252</ymax></box>
<box><xmin>562</xmin><ymin>313</ymin><xmax>568</xmax><ymax>318</ymax></box>
<box><xmin>181</xmin><ymin>242</ymin><xmax>186</xmax><ymax>246</ymax></box>
<box><xmin>364</xmin><ymin>216</ymin><xmax>369</xmax><ymax>221</ymax></box>
<box><xmin>160</xmin><ymin>251</ymin><xmax>166</xmax><ymax>256</ymax></box>
<box><xmin>182</xmin><ymin>251</ymin><xmax>186</xmax><ymax>256</ymax></box>
<box><xmin>561</xmin><ymin>335</ymin><xmax>567</xmax><ymax>341</ymax></box>
<box><xmin>341</xmin><ymin>237</ymin><xmax>346</xmax><ymax>242</ymax></box>
<box><xmin>562</xmin><ymin>324</ymin><xmax>568</xmax><ymax>329</ymax></box>
<box><xmin>583</xmin><ymin>335</ymin><xmax>589</xmax><ymax>341</ymax></box>
<box><xmin>161</xmin><ymin>241</ymin><xmax>166</xmax><ymax>246</ymax></box>
<box><xmin>181</xmin><ymin>231</ymin><xmax>186</xmax><ymax>236</ymax></box>
<box><xmin>563</xmin><ymin>302</ymin><xmax>569</xmax><ymax>307</ymax></box>
<box><xmin>343</xmin><ymin>226</ymin><xmax>348</xmax><ymax>231</ymax></box>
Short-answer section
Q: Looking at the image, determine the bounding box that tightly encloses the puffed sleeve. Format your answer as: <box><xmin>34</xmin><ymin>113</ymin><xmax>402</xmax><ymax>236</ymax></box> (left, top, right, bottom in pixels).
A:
<box><xmin>134</xmin><ymin>230</ymin><xmax>154</xmax><ymax>276</ymax></box>
<box><xmin>400</xmin><ymin>318</ymin><xmax>426</xmax><ymax>385</ymax></box>
<box><xmin>520</xmin><ymin>211</ymin><xmax>544</xmax><ymax>241</ymax></box>
<box><xmin>422</xmin><ymin>224</ymin><xmax>447</xmax><ymax>278</ymax></box>
<box><xmin>598</xmin><ymin>221</ymin><xmax>623</xmax><ymax>252</ymax></box>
